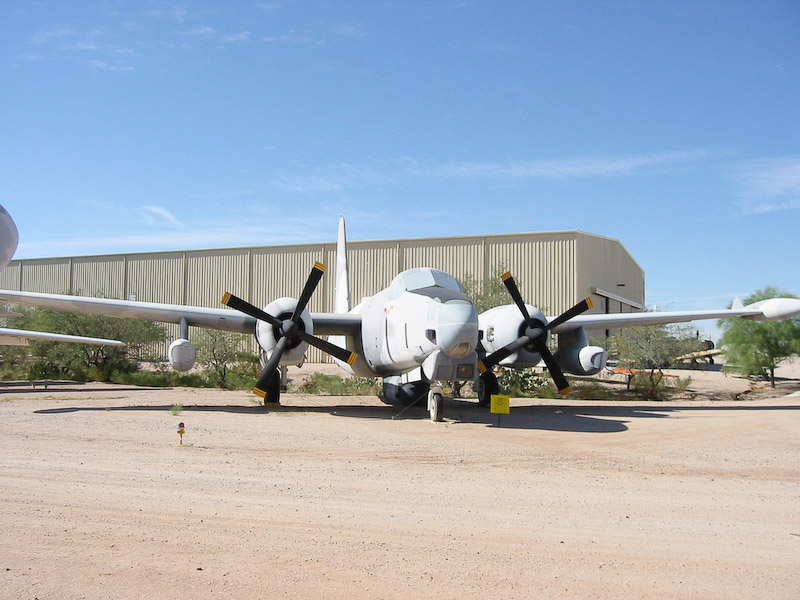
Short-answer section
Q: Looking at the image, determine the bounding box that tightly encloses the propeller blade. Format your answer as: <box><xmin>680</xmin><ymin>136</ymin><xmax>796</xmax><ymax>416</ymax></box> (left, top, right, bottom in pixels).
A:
<box><xmin>535</xmin><ymin>341</ymin><xmax>572</xmax><ymax>396</ymax></box>
<box><xmin>222</xmin><ymin>292</ymin><xmax>282</xmax><ymax>328</ymax></box>
<box><xmin>546</xmin><ymin>297</ymin><xmax>594</xmax><ymax>331</ymax></box>
<box><xmin>478</xmin><ymin>336</ymin><xmax>530</xmax><ymax>373</ymax></box>
<box><xmin>296</xmin><ymin>330</ymin><xmax>358</xmax><ymax>365</ymax></box>
<box><xmin>500</xmin><ymin>271</ymin><xmax>536</xmax><ymax>328</ymax></box>
<box><xmin>253</xmin><ymin>336</ymin><xmax>289</xmax><ymax>399</ymax></box>
<box><xmin>292</xmin><ymin>262</ymin><xmax>326</xmax><ymax>321</ymax></box>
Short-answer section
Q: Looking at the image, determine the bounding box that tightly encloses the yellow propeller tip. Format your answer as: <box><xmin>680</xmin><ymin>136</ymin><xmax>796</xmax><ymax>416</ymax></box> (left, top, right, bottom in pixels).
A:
<box><xmin>559</xmin><ymin>386</ymin><xmax>573</xmax><ymax>397</ymax></box>
<box><xmin>253</xmin><ymin>387</ymin><xmax>267</xmax><ymax>399</ymax></box>
<box><xmin>221</xmin><ymin>292</ymin><xmax>231</xmax><ymax>304</ymax></box>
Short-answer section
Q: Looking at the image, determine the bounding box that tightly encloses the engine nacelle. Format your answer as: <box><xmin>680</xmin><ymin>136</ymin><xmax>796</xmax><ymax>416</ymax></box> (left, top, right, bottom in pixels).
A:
<box><xmin>479</xmin><ymin>303</ymin><xmax>548</xmax><ymax>369</ymax></box>
<box><xmin>554</xmin><ymin>327</ymin><xmax>607</xmax><ymax>376</ymax></box>
<box><xmin>168</xmin><ymin>338</ymin><xmax>196</xmax><ymax>372</ymax></box>
<box><xmin>255</xmin><ymin>296</ymin><xmax>313</xmax><ymax>367</ymax></box>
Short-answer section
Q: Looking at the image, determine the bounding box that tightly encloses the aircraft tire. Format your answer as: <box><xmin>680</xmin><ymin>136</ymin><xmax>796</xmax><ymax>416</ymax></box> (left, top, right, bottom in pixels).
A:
<box><xmin>428</xmin><ymin>391</ymin><xmax>443</xmax><ymax>422</ymax></box>
<box><xmin>477</xmin><ymin>371</ymin><xmax>499</xmax><ymax>406</ymax></box>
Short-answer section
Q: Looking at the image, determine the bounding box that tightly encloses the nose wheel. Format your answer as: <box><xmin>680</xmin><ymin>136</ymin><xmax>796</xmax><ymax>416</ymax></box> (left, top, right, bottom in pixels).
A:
<box><xmin>427</xmin><ymin>389</ymin><xmax>444</xmax><ymax>422</ymax></box>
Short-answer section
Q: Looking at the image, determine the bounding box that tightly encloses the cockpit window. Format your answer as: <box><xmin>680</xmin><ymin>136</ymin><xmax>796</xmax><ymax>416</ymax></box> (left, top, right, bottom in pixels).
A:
<box><xmin>387</xmin><ymin>268</ymin><xmax>463</xmax><ymax>300</ymax></box>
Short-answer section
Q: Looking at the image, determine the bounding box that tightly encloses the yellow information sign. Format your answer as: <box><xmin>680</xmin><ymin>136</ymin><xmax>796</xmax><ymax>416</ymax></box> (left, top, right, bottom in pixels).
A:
<box><xmin>490</xmin><ymin>394</ymin><xmax>510</xmax><ymax>414</ymax></box>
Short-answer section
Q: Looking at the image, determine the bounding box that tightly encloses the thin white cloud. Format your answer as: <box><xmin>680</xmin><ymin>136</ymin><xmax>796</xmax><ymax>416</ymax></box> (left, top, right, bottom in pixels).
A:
<box><xmin>734</xmin><ymin>156</ymin><xmax>800</xmax><ymax>214</ymax></box>
<box><xmin>425</xmin><ymin>150</ymin><xmax>711</xmax><ymax>179</ymax></box>
<box><xmin>333</xmin><ymin>24</ymin><xmax>364</xmax><ymax>37</ymax></box>
<box><xmin>263</xmin><ymin>31</ymin><xmax>321</xmax><ymax>45</ymax></box>
<box><xmin>274</xmin><ymin>150</ymin><xmax>713</xmax><ymax>193</ymax></box>
<box><xmin>221</xmin><ymin>31</ymin><xmax>251</xmax><ymax>43</ymax></box>
<box><xmin>178</xmin><ymin>26</ymin><xmax>215</xmax><ymax>36</ymax></box>
<box><xmin>141</xmin><ymin>205</ymin><xmax>181</xmax><ymax>226</ymax></box>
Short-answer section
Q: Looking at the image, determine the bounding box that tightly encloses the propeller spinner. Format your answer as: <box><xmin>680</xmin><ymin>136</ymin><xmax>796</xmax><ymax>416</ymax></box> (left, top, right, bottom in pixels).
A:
<box><xmin>222</xmin><ymin>262</ymin><xmax>358</xmax><ymax>403</ymax></box>
<box><xmin>478</xmin><ymin>271</ymin><xmax>593</xmax><ymax>396</ymax></box>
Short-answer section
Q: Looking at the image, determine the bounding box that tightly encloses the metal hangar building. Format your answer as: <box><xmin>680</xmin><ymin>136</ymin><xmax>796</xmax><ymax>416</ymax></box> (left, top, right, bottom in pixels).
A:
<box><xmin>0</xmin><ymin>229</ymin><xmax>645</xmax><ymax>360</ymax></box>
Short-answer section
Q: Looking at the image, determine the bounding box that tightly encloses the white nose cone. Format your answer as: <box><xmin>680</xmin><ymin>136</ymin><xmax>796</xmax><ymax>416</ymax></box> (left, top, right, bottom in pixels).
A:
<box><xmin>437</xmin><ymin>301</ymin><xmax>479</xmax><ymax>359</ymax></box>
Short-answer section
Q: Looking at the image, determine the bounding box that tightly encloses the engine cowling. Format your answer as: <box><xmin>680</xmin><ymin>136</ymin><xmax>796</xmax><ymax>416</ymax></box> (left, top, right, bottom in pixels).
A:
<box><xmin>255</xmin><ymin>296</ymin><xmax>313</xmax><ymax>367</ymax></box>
<box><xmin>168</xmin><ymin>338</ymin><xmax>196</xmax><ymax>372</ymax></box>
<box><xmin>479</xmin><ymin>303</ymin><xmax>548</xmax><ymax>369</ymax></box>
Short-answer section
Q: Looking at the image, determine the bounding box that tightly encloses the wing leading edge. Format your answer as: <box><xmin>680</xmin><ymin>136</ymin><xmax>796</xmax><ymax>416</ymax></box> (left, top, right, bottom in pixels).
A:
<box><xmin>0</xmin><ymin>289</ymin><xmax>363</xmax><ymax>336</ymax></box>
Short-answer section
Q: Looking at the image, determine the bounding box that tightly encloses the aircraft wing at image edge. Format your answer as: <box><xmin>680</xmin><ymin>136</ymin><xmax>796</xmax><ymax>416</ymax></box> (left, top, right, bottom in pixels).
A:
<box><xmin>0</xmin><ymin>326</ymin><xmax>127</xmax><ymax>347</ymax></box>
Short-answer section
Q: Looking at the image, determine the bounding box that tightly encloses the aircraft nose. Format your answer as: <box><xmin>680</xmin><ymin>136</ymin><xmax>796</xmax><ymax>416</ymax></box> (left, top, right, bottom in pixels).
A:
<box><xmin>437</xmin><ymin>300</ymin><xmax>479</xmax><ymax>359</ymax></box>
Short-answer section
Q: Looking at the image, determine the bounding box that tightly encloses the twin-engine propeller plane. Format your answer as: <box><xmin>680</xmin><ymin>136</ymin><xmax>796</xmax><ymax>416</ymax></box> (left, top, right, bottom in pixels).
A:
<box><xmin>2</xmin><ymin>216</ymin><xmax>799</xmax><ymax>421</ymax></box>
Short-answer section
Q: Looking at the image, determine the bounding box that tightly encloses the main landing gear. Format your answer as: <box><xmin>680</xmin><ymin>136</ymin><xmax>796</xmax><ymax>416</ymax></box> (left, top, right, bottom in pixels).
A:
<box><xmin>476</xmin><ymin>371</ymin><xmax>499</xmax><ymax>407</ymax></box>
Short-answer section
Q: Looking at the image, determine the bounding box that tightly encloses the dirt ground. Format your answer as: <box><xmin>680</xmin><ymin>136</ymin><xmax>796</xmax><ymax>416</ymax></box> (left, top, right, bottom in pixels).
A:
<box><xmin>1</xmin><ymin>363</ymin><xmax>799</xmax><ymax>599</ymax></box>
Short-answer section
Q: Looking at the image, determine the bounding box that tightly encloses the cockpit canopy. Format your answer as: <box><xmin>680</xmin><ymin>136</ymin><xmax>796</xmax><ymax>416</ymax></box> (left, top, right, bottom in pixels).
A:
<box><xmin>387</xmin><ymin>268</ymin><xmax>464</xmax><ymax>301</ymax></box>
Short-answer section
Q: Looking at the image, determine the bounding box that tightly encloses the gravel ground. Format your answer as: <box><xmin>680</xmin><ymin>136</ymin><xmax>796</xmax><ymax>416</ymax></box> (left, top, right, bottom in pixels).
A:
<box><xmin>1</xmin><ymin>365</ymin><xmax>799</xmax><ymax>599</ymax></box>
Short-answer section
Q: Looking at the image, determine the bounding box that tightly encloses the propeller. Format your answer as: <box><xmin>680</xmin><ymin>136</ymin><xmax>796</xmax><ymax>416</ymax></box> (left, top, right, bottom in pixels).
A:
<box><xmin>222</xmin><ymin>262</ymin><xmax>358</xmax><ymax>400</ymax></box>
<box><xmin>477</xmin><ymin>271</ymin><xmax>593</xmax><ymax>396</ymax></box>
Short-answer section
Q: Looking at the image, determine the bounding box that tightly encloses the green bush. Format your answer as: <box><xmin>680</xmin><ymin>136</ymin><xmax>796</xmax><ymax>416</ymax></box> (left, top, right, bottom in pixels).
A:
<box><xmin>110</xmin><ymin>369</ymin><xmax>214</xmax><ymax>388</ymax></box>
<box><xmin>496</xmin><ymin>368</ymin><xmax>560</xmax><ymax>398</ymax></box>
<box><xmin>294</xmin><ymin>373</ymin><xmax>381</xmax><ymax>395</ymax></box>
<box><xmin>573</xmin><ymin>381</ymin><xmax>612</xmax><ymax>400</ymax></box>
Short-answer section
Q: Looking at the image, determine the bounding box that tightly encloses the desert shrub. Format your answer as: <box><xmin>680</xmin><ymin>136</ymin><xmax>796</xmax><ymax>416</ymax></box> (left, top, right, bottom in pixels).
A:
<box><xmin>110</xmin><ymin>369</ymin><xmax>214</xmax><ymax>388</ymax></box>
<box><xmin>573</xmin><ymin>381</ymin><xmax>612</xmax><ymax>400</ymax></box>
<box><xmin>295</xmin><ymin>373</ymin><xmax>381</xmax><ymax>395</ymax></box>
<box><xmin>496</xmin><ymin>368</ymin><xmax>560</xmax><ymax>398</ymax></box>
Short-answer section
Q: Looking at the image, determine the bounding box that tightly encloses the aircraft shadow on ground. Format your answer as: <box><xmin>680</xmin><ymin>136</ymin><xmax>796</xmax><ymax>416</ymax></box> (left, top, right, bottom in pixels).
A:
<box><xmin>0</xmin><ymin>381</ymin><xmax>166</xmax><ymax>394</ymax></box>
<box><xmin>31</xmin><ymin>397</ymin><xmax>800</xmax><ymax>434</ymax></box>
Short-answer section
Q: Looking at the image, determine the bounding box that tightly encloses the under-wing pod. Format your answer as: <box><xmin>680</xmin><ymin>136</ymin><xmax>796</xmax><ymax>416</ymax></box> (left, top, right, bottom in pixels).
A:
<box><xmin>553</xmin><ymin>327</ymin><xmax>607</xmax><ymax>376</ymax></box>
<box><xmin>745</xmin><ymin>297</ymin><xmax>800</xmax><ymax>322</ymax></box>
<box><xmin>168</xmin><ymin>338</ymin><xmax>196</xmax><ymax>372</ymax></box>
<box><xmin>254</xmin><ymin>296</ymin><xmax>313</xmax><ymax>367</ymax></box>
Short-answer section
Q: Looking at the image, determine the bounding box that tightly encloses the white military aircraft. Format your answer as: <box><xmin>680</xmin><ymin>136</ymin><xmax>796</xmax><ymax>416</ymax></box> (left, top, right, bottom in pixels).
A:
<box><xmin>1</xmin><ymin>216</ymin><xmax>799</xmax><ymax>421</ymax></box>
<box><xmin>0</xmin><ymin>204</ymin><xmax>125</xmax><ymax>348</ymax></box>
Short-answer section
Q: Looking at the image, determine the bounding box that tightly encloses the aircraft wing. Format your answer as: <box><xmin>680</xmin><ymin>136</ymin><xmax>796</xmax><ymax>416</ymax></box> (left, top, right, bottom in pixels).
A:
<box><xmin>0</xmin><ymin>289</ymin><xmax>362</xmax><ymax>336</ymax></box>
<box><xmin>0</xmin><ymin>327</ymin><xmax>126</xmax><ymax>347</ymax></box>
<box><xmin>549</xmin><ymin>300</ymin><xmax>800</xmax><ymax>333</ymax></box>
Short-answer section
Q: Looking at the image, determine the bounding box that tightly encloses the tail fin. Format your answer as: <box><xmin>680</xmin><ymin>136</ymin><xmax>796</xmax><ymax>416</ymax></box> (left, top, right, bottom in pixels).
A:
<box><xmin>335</xmin><ymin>216</ymin><xmax>351</xmax><ymax>314</ymax></box>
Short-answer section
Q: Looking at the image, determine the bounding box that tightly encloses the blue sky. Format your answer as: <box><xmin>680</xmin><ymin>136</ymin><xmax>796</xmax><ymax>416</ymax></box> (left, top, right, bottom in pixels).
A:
<box><xmin>2</xmin><ymin>1</ymin><xmax>798</xmax><ymax>327</ymax></box>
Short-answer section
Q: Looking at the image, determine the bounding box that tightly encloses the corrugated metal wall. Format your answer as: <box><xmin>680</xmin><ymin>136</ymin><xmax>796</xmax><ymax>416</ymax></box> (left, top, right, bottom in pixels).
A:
<box><xmin>3</xmin><ymin>230</ymin><xmax>644</xmax><ymax>362</ymax></box>
<box><xmin>72</xmin><ymin>256</ymin><xmax>125</xmax><ymax>298</ymax></box>
<box><xmin>486</xmin><ymin>233</ymin><xmax>577</xmax><ymax>315</ymax></box>
<box><xmin>576</xmin><ymin>233</ymin><xmax>644</xmax><ymax>314</ymax></box>
<box><xmin>19</xmin><ymin>258</ymin><xmax>71</xmax><ymax>293</ymax></box>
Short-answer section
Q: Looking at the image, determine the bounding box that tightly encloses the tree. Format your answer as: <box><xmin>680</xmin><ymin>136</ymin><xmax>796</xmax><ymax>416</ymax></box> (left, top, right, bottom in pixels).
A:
<box><xmin>25</xmin><ymin>309</ymin><xmax>166</xmax><ymax>381</ymax></box>
<box><xmin>193</xmin><ymin>329</ymin><xmax>259</xmax><ymax>389</ymax></box>
<box><xmin>719</xmin><ymin>287</ymin><xmax>800</xmax><ymax>387</ymax></box>
<box><xmin>460</xmin><ymin>264</ymin><xmax>514</xmax><ymax>312</ymax></box>
<box><xmin>615</xmin><ymin>322</ymin><xmax>702</xmax><ymax>399</ymax></box>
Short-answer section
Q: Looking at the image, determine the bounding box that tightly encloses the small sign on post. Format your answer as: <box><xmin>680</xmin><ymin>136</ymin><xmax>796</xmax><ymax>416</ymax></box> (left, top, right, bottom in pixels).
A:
<box><xmin>490</xmin><ymin>394</ymin><xmax>510</xmax><ymax>427</ymax></box>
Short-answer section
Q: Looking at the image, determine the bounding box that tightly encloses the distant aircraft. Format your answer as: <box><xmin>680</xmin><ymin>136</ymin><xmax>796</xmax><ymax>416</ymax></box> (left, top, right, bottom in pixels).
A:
<box><xmin>0</xmin><ymin>204</ymin><xmax>125</xmax><ymax>348</ymax></box>
<box><xmin>2</xmin><ymin>217</ymin><xmax>799</xmax><ymax>420</ymax></box>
